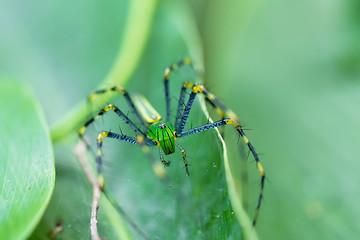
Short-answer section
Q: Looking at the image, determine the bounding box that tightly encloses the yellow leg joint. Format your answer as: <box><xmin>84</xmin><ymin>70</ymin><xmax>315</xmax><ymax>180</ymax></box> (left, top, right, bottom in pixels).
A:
<box><xmin>88</xmin><ymin>93</ymin><xmax>96</xmax><ymax>101</ymax></box>
<box><xmin>226</xmin><ymin>110</ymin><xmax>239</xmax><ymax>123</ymax></box>
<box><xmin>114</xmin><ymin>86</ymin><xmax>125</xmax><ymax>94</ymax></box>
<box><xmin>78</xmin><ymin>126</ymin><xmax>86</xmax><ymax>136</ymax></box>
<box><xmin>96</xmin><ymin>149</ymin><xmax>102</xmax><ymax>156</ymax></box>
<box><xmin>215</xmin><ymin>107</ymin><xmax>225</xmax><ymax>119</ymax></box>
<box><xmin>97</xmin><ymin>132</ymin><xmax>108</xmax><ymax>143</ymax></box>
<box><xmin>183</xmin><ymin>57</ymin><xmax>192</xmax><ymax>65</ymax></box>
<box><xmin>257</xmin><ymin>162</ymin><xmax>265</xmax><ymax>176</ymax></box>
<box><xmin>98</xmin><ymin>174</ymin><xmax>105</xmax><ymax>190</ymax></box>
<box><xmin>225</xmin><ymin>119</ymin><xmax>234</xmax><ymax>125</ymax></box>
<box><xmin>153</xmin><ymin>162</ymin><xmax>167</xmax><ymax>179</ymax></box>
<box><xmin>192</xmin><ymin>85</ymin><xmax>203</xmax><ymax>93</ymax></box>
<box><xmin>136</xmin><ymin>135</ymin><xmax>145</xmax><ymax>145</ymax></box>
<box><xmin>103</xmin><ymin>106</ymin><xmax>110</xmax><ymax>112</ymax></box>
<box><xmin>161</xmin><ymin>158</ymin><xmax>170</xmax><ymax>166</ymax></box>
<box><xmin>184</xmin><ymin>82</ymin><xmax>194</xmax><ymax>88</ymax></box>
<box><xmin>207</xmin><ymin>92</ymin><xmax>216</xmax><ymax>101</ymax></box>
<box><xmin>107</xmin><ymin>104</ymin><xmax>115</xmax><ymax>111</ymax></box>
<box><xmin>172</xmin><ymin>63</ymin><xmax>178</xmax><ymax>70</ymax></box>
<box><xmin>164</xmin><ymin>68</ymin><xmax>170</xmax><ymax>80</ymax></box>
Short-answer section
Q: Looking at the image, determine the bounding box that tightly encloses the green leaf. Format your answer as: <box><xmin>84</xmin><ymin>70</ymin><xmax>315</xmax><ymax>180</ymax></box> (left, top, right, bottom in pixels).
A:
<box><xmin>0</xmin><ymin>81</ymin><xmax>55</xmax><ymax>240</ymax></box>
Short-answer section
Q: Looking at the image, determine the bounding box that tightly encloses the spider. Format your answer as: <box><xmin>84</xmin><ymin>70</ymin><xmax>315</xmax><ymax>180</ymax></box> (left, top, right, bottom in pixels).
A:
<box><xmin>78</xmin><ymin>58</ymin><xmax>265</xmax><ymax>226</ymax></box>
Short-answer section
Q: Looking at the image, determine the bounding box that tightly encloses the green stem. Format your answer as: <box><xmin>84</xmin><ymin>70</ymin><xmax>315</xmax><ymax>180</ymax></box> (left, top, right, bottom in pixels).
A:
<box><xmin>50</xmin><ymin>0</ymin><xmax>158</xmax><ymax>142</ymax></box>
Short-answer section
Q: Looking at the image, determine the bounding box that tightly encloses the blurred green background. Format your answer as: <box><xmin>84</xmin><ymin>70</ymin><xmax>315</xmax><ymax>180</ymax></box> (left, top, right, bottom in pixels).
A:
<box><xmin>0</xmin><ymin>0</ymin><xmax>359</xmax><ymax>239</ymax></box>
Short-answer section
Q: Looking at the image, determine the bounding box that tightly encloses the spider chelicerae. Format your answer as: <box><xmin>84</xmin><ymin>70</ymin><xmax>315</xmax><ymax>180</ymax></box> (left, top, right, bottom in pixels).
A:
<box><xmin>78</xmin><ymin>58</ymin><xmax>265</xmax><ymax>226</ymax></box>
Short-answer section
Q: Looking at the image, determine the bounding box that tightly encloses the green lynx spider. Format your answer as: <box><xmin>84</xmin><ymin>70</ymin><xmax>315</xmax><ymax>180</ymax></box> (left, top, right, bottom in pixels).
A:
<box><xmin>78</xmin><ymin>58</ymin><xmax>265</xmax><ymax>226</ymax></box>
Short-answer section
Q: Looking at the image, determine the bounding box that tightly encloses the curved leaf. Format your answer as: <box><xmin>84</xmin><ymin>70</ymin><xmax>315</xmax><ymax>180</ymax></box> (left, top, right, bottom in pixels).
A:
<box><xmin>0</xmin><ymin>81</ymin><xmax>54</xmax><ymax>240</ymax></box>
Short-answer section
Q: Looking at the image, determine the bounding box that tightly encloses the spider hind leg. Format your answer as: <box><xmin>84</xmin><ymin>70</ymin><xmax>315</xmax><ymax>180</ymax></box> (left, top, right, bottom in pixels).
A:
<box><xmin>174</xmin><ymin>82</ymin><xmax>266</xmax><ymax>226</ymax></box>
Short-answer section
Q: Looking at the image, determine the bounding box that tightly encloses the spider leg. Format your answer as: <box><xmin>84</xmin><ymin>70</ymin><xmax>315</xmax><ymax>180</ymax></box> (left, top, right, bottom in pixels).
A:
<box><xmin>176</xmin><ymin>143</ymin><xmax>189</xmax><ymax>175</ymax></box>
<box><xmin>173</xmin><ymin>82</ymin><xmax>222</xmax><ymax>175</ymax></box>
<box><xmin>88</xmin><ymin>86</ymin><xmax>148</xmax><ymax>132</ymax></box>
<box><xmin>163</xmin><ymin>58</ymin><xmax>192</xmax><ymax>122</ymax></box>
<box><xmin>177</xmin><ymin>83</ymin><xmax>265</xmax><ymax>226</ymax></box>
<box><xmin>179</xmin><ymin>119</ymin><xmax>228</xmax><ymax>137</ymax></box>
<box><xmin>174</xmin><ymin>83</ymin><xmax>187</xmax><ymax>131</ymax></box>
<box><xmin>159</xmin><ymin>148</ymin><xmax>170</xmax><ymax>167</ymax></box>
<box><xmin>204</xmin><ymin>96</ymin><xmax>225</xmax><ymax>119</ymax></box>
<box><xmin>95</xmin><ymin>131</ymin><xmax>155</xmax><ymax>188</ymax></box>
<box><xmin>204</xmin><ymin>96</ymin><xmax>226</xmax><ymax>137</ymax></box>
<box><xmin>175</xmin><ymin>83</ymin><xmax>203</xmax><ymax>134</ymax></box>
<box><xmin>78</xmin><ymin>104</ymin><xmax>153</xmax><ymax>147</ymax></box>
<box><xmin>79</xmin><ymin>103</ymin><xmax>168</xmax><ymax>180</ymax></box>
<box><xmin>78</xmin><ymin>103</ymin><xmax>154</xmax><ymax>161</ymax></box>
<box><xmin>204</xmin><ymin>92</ymin><xmax>245</xmax><ymax>207</ymax></box>
<box><xmin>202</xmin><ymin>87</ymin><xmax>264</xmax><ymax>226</ymax></box>
<box><xmin>173</xmin><ymin>82</ymin><xmax>226</xmax><ymax>135</ymax></box>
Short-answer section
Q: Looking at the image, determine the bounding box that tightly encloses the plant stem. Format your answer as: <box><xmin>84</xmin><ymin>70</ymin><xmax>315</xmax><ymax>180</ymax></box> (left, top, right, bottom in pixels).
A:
<box><xmin>51</xmin><ymin>0</ymin><xmax>158</xmax><ymax>142</ymax></box>
<box><xmin>74</xmin><ymin>142</ymin><xmax>102</xmax><ymax>240</ymax></box>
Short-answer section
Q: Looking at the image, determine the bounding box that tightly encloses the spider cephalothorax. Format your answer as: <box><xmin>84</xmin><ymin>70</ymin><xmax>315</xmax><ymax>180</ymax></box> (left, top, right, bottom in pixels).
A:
<box><xmin>148</xmin><ymin>121</ymin><xmax>175</xmax><ymax>155</ymax></box>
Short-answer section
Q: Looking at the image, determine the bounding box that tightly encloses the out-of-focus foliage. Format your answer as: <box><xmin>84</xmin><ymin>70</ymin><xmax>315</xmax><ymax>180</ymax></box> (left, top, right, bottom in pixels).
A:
<box><xmin>0</xmin><ymin>0</ymin><xmax>359</xmax><ymax>239</ymax></box>
<box><xmin>191</xmin><ymin>0</ymin><xmax>360</xmax><ymax>239</ymax></box>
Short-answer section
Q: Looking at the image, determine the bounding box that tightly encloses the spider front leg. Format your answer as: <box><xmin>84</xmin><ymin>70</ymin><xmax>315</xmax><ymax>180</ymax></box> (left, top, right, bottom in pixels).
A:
<box><xmin>87</xmin><ymin>86</ymin><xmax>148</xmax><ymax>132</ymax></box>
<box><xmin>95</xmin><ymin>131</ymin><xmax>142</xmax><ymax>188</ymax></box>
<box><xmin>204</xmin><ymin>96</ymin><xmax>227</xmax><ymax>138</ymax></box>
<box><xmin>78</xmin><ymin>104</ymin><xmax>153</xmax><ymax>152</ymax></box>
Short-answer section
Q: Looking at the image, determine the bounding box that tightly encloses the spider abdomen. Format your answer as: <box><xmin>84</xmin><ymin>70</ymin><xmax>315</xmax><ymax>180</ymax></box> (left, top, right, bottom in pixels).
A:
<box><xmin>148</xmin><ymin>121</ymin><xmax>175</xmax><ymax>155</ymax></box>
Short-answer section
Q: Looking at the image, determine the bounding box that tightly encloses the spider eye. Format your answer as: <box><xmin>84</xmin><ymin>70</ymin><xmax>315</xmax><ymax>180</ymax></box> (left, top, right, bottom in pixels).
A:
<box><xmin>158</xmin><ymin>123</ymin><xmax>166</xmax><ymax>129</ymax></box>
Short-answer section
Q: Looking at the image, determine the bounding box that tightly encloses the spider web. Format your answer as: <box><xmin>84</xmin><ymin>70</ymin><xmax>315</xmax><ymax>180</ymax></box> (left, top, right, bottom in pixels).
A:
<box><xmin>88</xmin><ymin>94</ymin><xmax>244</xmax><ymax>239</ymax></box>
<box><xmin>32</xmin><ymin>69</ymin><xmax>246</xmax><ymax>240</ymax></box>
